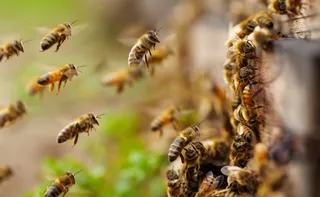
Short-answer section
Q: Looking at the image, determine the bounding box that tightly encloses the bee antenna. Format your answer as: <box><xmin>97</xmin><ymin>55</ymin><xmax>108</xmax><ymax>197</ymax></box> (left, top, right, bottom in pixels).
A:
<box><xmin>77</xmin><ymin>69</ymin><xmax>83</xmax><ymax>74</ymax></box>
<box><xmin>73</xmin><ymin>169</ymin><xmax>82</xmax><ymax>176</ymax></box>
<box><xmin>70</xmin><ymin>20</ymin><xmax>78</xmax><ymax>25</ymax></box>
<box><xmin>195</xmin><ymin>119</ymin><xmax>206</xmax><ymax>127</ymax></box>
<box><xmin>156</xmin><ymin>25</ymin><xmax>164</xmax><ymax>33</ymax></box>
<box><xmin>77</xmin><ymin>65</ymin><xmax>88</xmax><ymax>68</ymax></box>
<box><xmin>96</xmin><ymin>113</ymin><xmax>105</xmax><ymax>119</ymax></box>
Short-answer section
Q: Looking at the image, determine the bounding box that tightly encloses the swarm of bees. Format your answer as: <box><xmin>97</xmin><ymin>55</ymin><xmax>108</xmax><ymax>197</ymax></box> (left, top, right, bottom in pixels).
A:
<box><xmin>0</xmin><ymin>0</ymin><xmax>316</xmax><ymax>196</ymax></box>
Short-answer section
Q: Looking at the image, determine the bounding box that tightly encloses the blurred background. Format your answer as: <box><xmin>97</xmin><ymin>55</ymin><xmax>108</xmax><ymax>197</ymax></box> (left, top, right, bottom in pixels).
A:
<box><xmin>0</xmin><ymin>0</ymin><xmax>233</xmax><ymax>196</ymax></box>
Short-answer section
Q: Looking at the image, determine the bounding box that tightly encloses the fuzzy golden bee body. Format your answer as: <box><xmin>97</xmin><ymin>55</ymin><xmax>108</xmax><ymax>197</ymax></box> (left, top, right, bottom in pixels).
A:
<box><xmin>150</xmin><ymin>105</ymin><xmax>181</xmax><ymax>136</ymax></box>
<box><xmin>101</xmin><ymin>67</ymin><xmax>143</xmax><ymax>94</ymax></box>
<box><xmin>57</xmin><ymin>113</ymin><xmax>102</xmax><ymax>147</ymax></box>
<box><xmin>146</xmin><ymin>45</ymin><xmax>173</xmax><ymax>75</ymax></box>
<box><xmin>0</xmin><ymin>40</ymin><xmax>24</xmax><ymax>62</ymax></box>
<box><xmin>181</xmin><ymin>141</ymin><xmax>205</xmax><ymax>176</ymax></box>
<box><xmin>268</xmin><ymin>0</ymin><xmax>288</xmax><ymax>15</ymax></box>
<box><xmin>37</xmin><ymin>64</ymin><xmax>79</xmax><ymax>95</ymax></box>
<box><xmin>0</xmin><ymin>166</ymin><xmax>13</xmax><ymax>184</ymax></box>
<box><xmin>26</xmin><ymin>76</ymin><xmax>46</xmax><ymax>98</ymax></box>
<box><xmin>128</xmin><ymin>29</ymin><xmax>160</xmax><ymax>69</ymax></box>
<box><xmin>168</xmin><ymin>125</ymin><xmax>201</xmax><ymax>162</ymax></box>
<box><xmin>40</xmin><ymin>23</ymin><xmax>72</xmax><ymax>52</ymax></box>
<box><xmin>196</xmin><ymin>171</ymin><xmax>224</xmax><ymax>196</ymax></box>
<box><xmin>43</xmin><ymin>170</ymin><xmax>81</xmax><ymax>197</ymax></box>
<box><xmin>0</xmin><ymin>100</ymin><xmax>27</xmax><ymax>128</ymax></box>
<box><xmin>166</xmin><ymin>169</ymin><xmax>182</xmax><ymax>197</ymax></box>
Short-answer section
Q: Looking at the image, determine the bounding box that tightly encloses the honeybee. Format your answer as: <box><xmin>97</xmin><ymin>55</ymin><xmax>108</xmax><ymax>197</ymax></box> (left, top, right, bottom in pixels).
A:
<box><xmin>150</xmin><ymin>105</ymin><xmax>182</xmax><ymax>137</ymax></box>
<box><xmin>26</xmin><ymin>76</ymin><xmax>46</xmax><ymax>99</ymax></box>
<box><xmin>168</xmin><ymin>121</ymin><xmax>203</xmax><ymax>162</ymax></box>
<box><xmin>0</xmin><ymin>39</ymin><xmax>29</xmax><ymax>63</ymax></box>
<box><xmin>223</xmin><ymin>59</ymin><xmax>235</xmax><ymax>86</ymax></box>
<box><xmin>248</xmin><ymin>27</ymin><xmax>282</xmax><ymax>51</ymax></box>
<box><xmin>43</xmin><ymin>170</ymin><xmax>82</xmax><ymax>197</ymax></box>
<box><xmin>286</xmin><ymin>0</ymin><xmax>303</xmax><ymax>16</ymax></box>
<box><xmin>232</xmin><ymin>66</ymin><xmax>258</xmax><ymax>92</ymax></box>
<box><xmin>57</xmin><ymin>113</ymin><xmax>103</xmax><ymax>147</ymax></box>
<box><xmin>196</xmin><ymin>171</ymin><xmax>224</xmax><ymax>196</ymax></box>
<box><xmin>268</xmin><ymin>0</ymin><xmax>288</xmax><ymax>15</ymax></box>
<box><xmin>232</xmin><ymin>18</ymin><xmax>258</xmax><ymax>39</ymax></box>
<box><xmin>0</xmin><ymin>100</ymin><xmax>27</xmax><ymax>128</ymax></box>
<box><xmin>0</xmin><ymin>166</ymin><xmax>13</xmax><ymax>184</ymax></box>
<box><xmin>166</xmin><ymin>169</ymin><xmax>182</xmax><ymax>197</ymax></box>
<box><xmin>252</xmin><ymin>9</ymin><xmax>275</xmax><ymax>30</ymax></box>
<box><xmin>39</xmin><ymin>21</ymin><xmax>76</xmax><ymax>52</ymax></box>
<box><xmin>221</xmin><ymin>166</ymin><xmax>260</xmax><ymax>195</ymax></box>
<box><xmin>228</xmin><ymin>39</ymin><xmax>257</xmax><ymax>61</ymax></box>
<box><xmin>126</xmin><ymin>28</ymin><xmax>162</xmax><ymax>70</ymax></box>
<box><xmin>147</xmin><ymin>45</ymin><xmax>174</xmax><ymax>76</ymax></box>
<box><xmin>37</xmin><ymin>64</ymin><xmax>82</xmax><ymax>95</ymax></box>
<box><xmin>101</xmin><ymin>66</ymin><xmax>144</xmax><ymax>94</ymax></box>
<box><xmin>181</xmin><ymin>141</ymin><xmax>206</xmax><ymax>177</ymax></box>
<box><xmin>201</xmin><ymin>138</ymin><xmax>231</xmax><ymax>167</ymax></box>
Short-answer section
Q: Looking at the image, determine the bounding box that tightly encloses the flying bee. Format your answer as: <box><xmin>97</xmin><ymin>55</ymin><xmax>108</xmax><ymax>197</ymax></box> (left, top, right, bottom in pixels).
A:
<box><xmin>0</xmin><ymin>166</ymin><xmax>13</xmax><ymax>184</ymax></box>
<box><xmin>146</xmin><ymin>45</ymin><xmax>174</xmax><ymax>76</ymax></box>
<box><xmin>57</xmin><ymin>113</ymin><xmax>103</xmax><ymax>147</ymax></box>
<box><xmin>168</xmin><ymin>120</ymin><xmax>204</xmax><ymax>162</ymax></box>
<box><xmin>0</xmin><ymin>100</ymin><xmax>27</xmax><ymax>128</ymax></box>
<box><xmin>221</xmin><ymin>166</ymin><xmax>260</xmax><ymax>195</ymax></box>
<box><xmin>196</xmin><ymin>171</ymin><xmax>224</xmax><ymax>196</ymax></box>
<box><xmin>37</xmin><ymin>64</ymin><xmax>83</xmax><ymax>95</ymax></box>
<box><xmin>38</xmin><ymin>21</ymin><xmax>85</xmax><ymax>52</ymax></box>
<box><xmin>101</xmin><ymin>66</ymin><xmax>144</xmax><ymax>94</ymax></box>
<box><xmin>26</xmin><ymin>76</ymin><xmax>46</xmax><ymax>99</ymax></box>
<box><xmin>0</xmin><ymin>39</ymin><xmax>30</xmax><ymax>63</ymax></box>
<box><xmin>150</xmin><ymin>105</ymin><xmax>181</xmax><ymax>137</ymax></box>
<box><xmin>166</xmin><ymin>168</ymin><xmax>182</xmax><ymax>197</ymax></box>
<box><xmin>43</xmin><ymin>170</ymin><xmax>82</xmax><ymax>197</ymax></box>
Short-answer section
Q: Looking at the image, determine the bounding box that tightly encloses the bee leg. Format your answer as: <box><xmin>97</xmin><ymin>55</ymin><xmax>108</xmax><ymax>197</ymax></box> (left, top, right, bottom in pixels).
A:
<box><xmin>158</xmin><ymin>128</ymin><xmax>163</xmax><ymax>137</ymax></box>
<box><xmin>62</xmin><ymin>187</ymin><xmax>69</xmax><ymax>197</ymax></box>
<box><xmin>180</xmin><ymin>154</ymin><xmax>185</xmax><ymax>163</ymax></box>
<box><xmin>49</xmin><ymin>83</ymin><xmax>55</xmax><ymax>92</ymax></box>
<box><xmin>72</xmin><ymin>134</ymin><xmax>79</xmax><ymax>148</ymax></box>
<box><xmin>55</xmin><ymin>36</ymin><xmax>66</xmax><ymax>52</ymax></box>
<box><xmin>144</xmin><ymin>55</ymin><xmax>150</xmax><ymax>71</ymax></box>
<box><xmin>57</xmin><ymin>75</ymin><xmax>68</xmax><ymax>95</ymax></box>
<box><xmin>63</xmin><ymin>79</ymin><xmax>68</xmax><ymax>87</ymax></box>
<box><xmin>117</xmin><ymin>84</ymin><xmax>124</xmax><ymax>94</ymax></box>
<box><xmin>148</xmin><ymin>49</ymin><xmax>152</xmax><ymax>56</ymax></box>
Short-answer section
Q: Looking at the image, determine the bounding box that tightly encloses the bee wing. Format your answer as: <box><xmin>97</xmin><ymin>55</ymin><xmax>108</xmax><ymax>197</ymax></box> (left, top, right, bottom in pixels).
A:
<box><xmin>116</xmin><ymin>38</ymin><xmax>139</xmax><ymax>47</ymax></box>
<box><xmin>36</xmin><ymin>26</ymin><xmax>52</xmax><ymax>35</ymax></box>
<box><xmin>221</xmin><ymin>165</ymin><xmax>243</xmax><ymax>176</ymax></box>
<box><xmin>71</xmin><ymin>24</ymin><xmax>89</xmax><ymax>36</ymax></box>
<box><xmin>0</xmin><ymin>33</ymin><xmax>22</xmax><ymax>44</ymax></box>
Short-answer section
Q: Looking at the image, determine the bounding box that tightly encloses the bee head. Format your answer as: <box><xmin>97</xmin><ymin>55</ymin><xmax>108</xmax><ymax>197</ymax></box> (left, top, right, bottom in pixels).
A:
<box><xmin>148</xmin><ymin>30</ymin><xmax>160</xmax><ymax>43</ymax></box>
<box><xmin>14</xmin><ymin>40</ymin><xmax>24</xmax><ymax>52</ymax></box>
<box><xmin>246</xmin><ymin>20</ymin><xmax>258</xmax><ymax>32</ymax></box>
<box><xmin>66</xmin><ymin>171</ymin><xmax>76</xmax><ymax>184</ymax></box>
<box><xmin>243</xmin><ymin>40</ymin><xmax>255</xmax><ymax>53</ymax></box>
<box><xmin>63</xmin><ymin>23</ymin><xmax>72</xmax><ymax>36</ymax></box>
<box><xmin>69</xmin><ymin>64</ymin><xmax>78</xmax><ymax>76</ymax></box>
<box><xmin>88</xmin><ymin>113</ymin><xmax>99</xmax><ymax>125</ymax></box>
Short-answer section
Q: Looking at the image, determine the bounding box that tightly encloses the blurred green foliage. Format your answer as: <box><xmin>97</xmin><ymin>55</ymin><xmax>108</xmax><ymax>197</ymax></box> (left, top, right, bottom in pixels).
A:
<box><xmin>23</xmin><ymin>110</ymin><xmax>167</xmax><ymax>197</ymax></box>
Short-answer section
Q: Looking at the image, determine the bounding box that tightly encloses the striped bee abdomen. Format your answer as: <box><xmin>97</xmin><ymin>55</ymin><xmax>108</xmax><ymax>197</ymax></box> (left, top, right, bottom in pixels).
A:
<box><xmin>41</xmin><ymin>32</ymin><xmax>59</xmax><ymax>51</ymax></box>
<box><xmin>168</xmin><ymin>137</ymin><xmax>186</xmax><ymax>162</ymax></box>
<box><xmin>44</xmin><ymin>185</ymin><xmax>63</xmax><ymax>197</ymax></box>
<box><xmin>57</xmin><ymin>124</ymin><xmax>77</xmax><ymax>143</ymax></box>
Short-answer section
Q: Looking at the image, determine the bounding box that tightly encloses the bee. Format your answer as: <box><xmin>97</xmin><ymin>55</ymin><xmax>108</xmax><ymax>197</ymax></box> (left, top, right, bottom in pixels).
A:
<box><xmin>221</xmin><ymin>166</ymin><xmax>260</xmax><ymax>195</ymax></box>
<box><xmin>196</xmin><ymin>171</ymin><xmax>224</xmax><ymax>196</ymax></box>
<box><xmin>39</xmin><ymin>21</ymin><xmax>75</xmax><ymax>52</ymax></box>
<box><xmin>150</xmin><ymin>105</ymin><xmax>181</xmax><ymax>137</ymax></box>
<box><xmin>201</xmin><ymin>138</ymin><xmax>231</xmax><ymax>167</ymax></box>
<box><xmin>181</xmin><ymin>141</ymin><xmax>206</xmax><ymax>178</ymax></box>
<box><xmin>252</xmin><ymin>9</ymin><xmax>275</xmax><ymax>30</ymax></box>
<box><xmin>101</xmin><ymin>67</ymin><xmax>144</xmax><ymax>94</ymax></box>
<box><xmin>166</xmin><ymin>168</ymin><xmax>182</xmax><ymax>197</ymax></box>
<box><xmin>268</xmin><ymin>0</ymin><xmax>288</xmax><ymax>15</ymax></box>
<box><xmin>26</xmin><ymin>76</ymin><xmax>46</xmax><ymax>99</ymax></box>
<box><xmin>37</xmin><ymin>64</ymin><xmax>82</xmax><ymax>95</ymax></box>
<box><xmin>168</xmin><ymin>121</ymin><xmax>204</xmax><ymax>163</ymax></box>
<box><xmin>286</xmin><ymin>0</ymin><xmax>303</xmax><ymax>16</ymax></box>
<box><xmin>248</xmin><ymin>27</ymin><xmax>282</xmax><ymax>51</ymax></box>
<box><xmin>43</xmin><ymin>170</ymin><xmax>82</xmax><ymax>197</ymax></box>
<box><xmin>57</xmin><ymin>113</ymin><xmax>103</xmax><ymax>147</ymax></box>
<box><xmin>228</xmin><ymin>39</ymin><xmax>257</xmax><ymax>61</ymax></box>
<box><xmin>0</xmin><ymin>166</ymin><xmax>13</xmax><ymax>184</ymax></box>
<box><xmin>232</xmin><ymin>66</ymin><xmax>258</xmax><ymax>93</ymax></box>
<box><xmin>127</xmin><ymin>28</ymin><xmax>161</xmax><ymax>70</ymax></box>
<box><xmin>0</xmin><ymin>39</ymin><xmax>25</xmax><ymax>62</ymax></box>
<box><xmin>0</xmin><ymin>100</ymin><xmax>27</xmax><ymax>128</ymax></box>
<box><xmin>232</xmin><ymin>18</ymin><xmax>258</xmax><ymax>39</ymax></box>
<box><xmin>223</xmin><ymin>59</ymin><xmax>236</xmax><ymax>86</ymax></box>
<box><xmin>146</xmin><ymin>45</ymin><xmax>174</xmax><ymax>76</ymax></box>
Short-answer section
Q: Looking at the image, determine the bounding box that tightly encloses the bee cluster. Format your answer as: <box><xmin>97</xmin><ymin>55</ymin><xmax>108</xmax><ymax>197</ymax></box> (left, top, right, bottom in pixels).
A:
<box><xmin>0</xmin><ymin>0</ymin><xmax>317</xmax><ymax>196</ymax></box>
